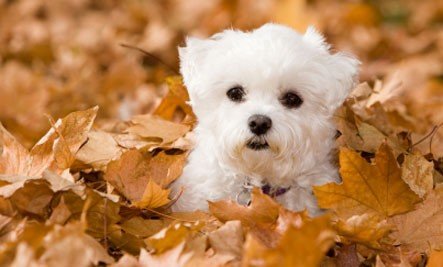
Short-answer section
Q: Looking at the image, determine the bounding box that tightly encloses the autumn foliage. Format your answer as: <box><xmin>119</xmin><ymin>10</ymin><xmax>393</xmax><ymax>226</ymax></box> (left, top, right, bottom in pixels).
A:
<box><xmin>1</xmin><ymin>0</ymin><xmax>443</xmax><ymax>266</ymax></box>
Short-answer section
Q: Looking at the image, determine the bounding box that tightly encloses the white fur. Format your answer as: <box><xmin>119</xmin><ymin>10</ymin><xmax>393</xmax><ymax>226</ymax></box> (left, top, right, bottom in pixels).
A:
<box><xmin>171</xmin><ymin>23</ymin><xmax>359</xmax><ymax>215</ymax></box>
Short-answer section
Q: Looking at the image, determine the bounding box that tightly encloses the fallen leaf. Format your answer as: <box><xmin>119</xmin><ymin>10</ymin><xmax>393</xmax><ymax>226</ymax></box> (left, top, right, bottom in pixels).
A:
<box><xmin>139</xmin><ymin>242</ymin><xmax>193</xmax><ymax>267</ymax></box>
<box><xmin>0</xmin><ymin>123</ymin><xmax>31</xmax><ymax>175</ymax></box>
<box><xmin>389</xmin><ymin>185</ymin><xmax>443</xmax><ymax>253</ymax></box>
<box><xmin>427</xmin><ymin>250</ymin><xmax>443</xmax><ymax>267</ymax></box>
<box><xmin>208</xmin><ymin>220</ymin><xmax>244</xmax><ymax>260</ymax></box>
<box><xmin>401</xmin><ymin>154</ymin><xmax>434</xmax><ymax>198</ymax></box>
<box><xmin>314</xmin><ymin>143</ymin><xmax>420</xmax><ymax>218</ymax></box>
<box><xmin>126</xmin><ymin>115</ymin><xmax>190</xmax><ymax>145</ymax></box>
<box><xmin>132</xmin><ymin>180</ymin><xmax>171</xmax><ymax>209</ymax></box>
<box><xmin>335</xmin><ymin>214</ymin><xmax>392</xmax><ymax>248</ymax></box>
<box><xmin>153</xmin><ymin>76</ymin><xmax>194</xmax><ymax>121</ymax></box>
<box><xmin>104</xmin><ymin>149</ymin><xmax>151</xmax><ymax>202</ymax></box>
<box><xmin>75</xmin><ymin>131</ymin><xmax>123</xmax><ymax>171</ymax></box>
<box><xmin>209</xmin><ymin>188</ymin><xmax>280</xmax><ymax>228</ymax></box>
<box><xmin>147</xmin><ymin>151</ymin><xmax>187</xmax><ymax>187</ymax></box>
<box><xmin>145</xmin><ymin>222</ymin><xmax>203</xmax><ymax>254</ymax></box>
<box><xmin>241</xmin><ymin>215</ymin><xmax>335</xmax><ymax>267</ymax></box>
<box><xmin>39</xmin><ymin>223</ymin><xmax>114</xmax><ymax>266</ymax></box>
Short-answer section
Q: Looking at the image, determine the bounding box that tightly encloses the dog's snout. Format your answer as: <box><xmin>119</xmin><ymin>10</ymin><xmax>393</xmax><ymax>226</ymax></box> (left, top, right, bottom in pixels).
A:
<box><xmin>248</xmin><ymin>114</ymin><xmax>272</xmax><ymax>135</ymax></box>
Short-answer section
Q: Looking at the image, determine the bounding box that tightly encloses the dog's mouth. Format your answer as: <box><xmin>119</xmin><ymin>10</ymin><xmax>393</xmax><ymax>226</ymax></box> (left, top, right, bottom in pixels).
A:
<box><xmin>246</xmin><ymin>137</ymin><xmax>269</xmax><ymax>150</ymax></box>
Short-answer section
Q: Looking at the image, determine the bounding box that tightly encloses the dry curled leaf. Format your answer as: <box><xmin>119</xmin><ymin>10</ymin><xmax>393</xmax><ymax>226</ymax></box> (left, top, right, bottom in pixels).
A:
<box><xmin>401</xmin><ymin>154</ymin><xmax>434</xmax><ymax>198</ymax></box>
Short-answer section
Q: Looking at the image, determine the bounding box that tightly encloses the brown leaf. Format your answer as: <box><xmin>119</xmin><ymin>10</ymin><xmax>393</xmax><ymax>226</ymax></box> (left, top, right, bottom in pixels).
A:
<box><xmin>314</xmin><ymin>143</ymin><xmax>420</xmax><ymax>218</ymax></box>
<box><xmin>147</xmin><ymin>151</ymin><xmax>187</xmax><ymax>187</ymax></box>
<box><xmin>126</xmin><ymin>115</ymin><xmax>190</xmax><ymax>145</ymax></box>
<box><xmin>104</xmin><ymin>149</ymin><xmax>151</xmax><ymax>202</ymax></box>
<box><xmin>209</xmin><ymin>188</ymin><xmax>280</xmax><ymax>227</ymax></box>
<box><xmin>39</xmin><ymin>223</ymin><xmax>114</xmax><ymax>266</ymax></box>
<box><xmin>389</xmin><ymin>185</ymin><xmax>443</xmax><ymax>253</ymax></box>
<box><xmin>139</xmin><ymin>243</ymin><xmax>193</xmax><ymax>267</ymax></box>
<box><xmin>29</xmin><ymin>106</ymin><xmax>98</xmax><ymax>176</ymax></box>
<box><xmin>208</xmin><ymin>220</ymin><xmax>244</xmax><ymax>260</ymax></box>
<box><xmin>75</xmin><ymin>131</ymin><xmax>123</xmax><ymax>171</ymax></box>
<box><xmin>0</xmin><ymin>123</ymin><xmax>32</xmax><ymax>175</ymax></box>
<box><xmin>401</xmin><ymin>154</ymin><xmax>434</xmax><ymax>198</ymax></box>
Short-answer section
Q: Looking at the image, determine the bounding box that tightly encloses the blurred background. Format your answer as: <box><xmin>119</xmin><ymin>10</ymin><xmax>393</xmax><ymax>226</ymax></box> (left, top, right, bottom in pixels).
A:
<box><xmin>0</xmin><ymin>0</ymin><xmax>442</xmax><ymax>151</ymax></box>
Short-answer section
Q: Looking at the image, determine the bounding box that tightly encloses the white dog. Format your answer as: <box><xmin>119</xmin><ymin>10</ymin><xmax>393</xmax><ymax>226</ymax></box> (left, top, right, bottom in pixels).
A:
<box><xmin>171</xmin><ymin>23</ymin><xmax>359</xmax><ymax>215</ymax></box>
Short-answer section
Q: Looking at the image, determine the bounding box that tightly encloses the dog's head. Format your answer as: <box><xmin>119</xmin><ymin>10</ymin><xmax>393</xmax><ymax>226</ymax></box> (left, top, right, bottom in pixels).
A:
<box><xmin>179</xmin><ymin>23</ymin><xmax>359</xmax><ymax>179</ymax></box>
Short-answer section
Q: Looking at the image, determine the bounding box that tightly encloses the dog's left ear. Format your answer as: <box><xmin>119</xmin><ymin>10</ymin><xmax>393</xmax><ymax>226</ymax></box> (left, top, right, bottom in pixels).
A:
<box><xmin>303</xmin><ymin>26</ymin><xmax>360</xmax><ymax>113</ymax></box>
<box><xmin>178</xmin><ymin>37</ymin><xmax>214</xmax><ymax>105</ymax></box>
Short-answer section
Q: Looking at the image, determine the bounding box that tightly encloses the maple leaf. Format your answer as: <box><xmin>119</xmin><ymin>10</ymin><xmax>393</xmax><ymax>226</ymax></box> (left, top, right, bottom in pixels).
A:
<box><xmin>313</xmin><ymin>143</ymin><xmax>420</xmax><ymax>218</ymax></box>
<box><xmin>388</xmin><ymin>185</ymin><xmax>443</xmax><ymax>253</ymax></box>
<box><xmin>208</xmin><ymin>188</ymin><xmax>280</xmax><ymax>227</ymax></box>
<box><xmin>242</xmin><ymin>215</ymin><xmax>335</xmax><ymax>267</ymax></box>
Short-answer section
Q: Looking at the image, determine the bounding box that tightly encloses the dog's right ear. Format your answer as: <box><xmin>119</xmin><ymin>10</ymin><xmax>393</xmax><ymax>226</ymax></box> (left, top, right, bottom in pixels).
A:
<box><xmin>178</xmin><ymin>37</ymin><xmax>213</xmax><ymax>104</ymax></box>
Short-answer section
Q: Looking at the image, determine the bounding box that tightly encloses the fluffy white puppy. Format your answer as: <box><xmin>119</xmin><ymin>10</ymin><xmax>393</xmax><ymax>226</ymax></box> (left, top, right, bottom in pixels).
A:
<box><xmin>171</xmin><ymin>23</ymin><xmax>359</xmax><ymax>215</ymax></box>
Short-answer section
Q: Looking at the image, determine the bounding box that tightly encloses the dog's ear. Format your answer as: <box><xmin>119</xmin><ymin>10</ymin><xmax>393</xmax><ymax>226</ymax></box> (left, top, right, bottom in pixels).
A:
<box><xmin>303</xmin><ymin>26</ymin><xmax>331</xmax><ymax>52</ymax></box>
<box><xmin>325</xmin><ymin>52</ymin><xmax>360</xmax><ymax>112</ymax></box>
<box><xmin>178</xmin><ymin>37</ymin><xmax>214</xmax><ymax>103</ymax></box>
<box><xmin>303</xmin><ymin>26</ymin><xmax>360</xmax><ymax>112</ymax></box>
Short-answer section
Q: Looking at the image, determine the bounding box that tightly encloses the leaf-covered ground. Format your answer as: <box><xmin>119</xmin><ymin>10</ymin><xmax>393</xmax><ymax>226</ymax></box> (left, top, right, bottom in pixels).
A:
<box><xmin>0</xmin><ymin>0</ymin><xmax>443</xmax><ymax>266</ymax></box>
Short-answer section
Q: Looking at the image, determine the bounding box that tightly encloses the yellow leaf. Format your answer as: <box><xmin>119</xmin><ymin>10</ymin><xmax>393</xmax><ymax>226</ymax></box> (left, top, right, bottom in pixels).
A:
<box><xmin>241</xmin><ymin>215</ymin><xmax>335</xmax><ymax>267</ymax></box>
<box><xmin>133</xmin><ymin>180</ymin><xmax>170</xmax><ymax>209</ymax></box>
<box><xmin>314</xmin><ymin>143</ymin><xmax>420</xmax><ymax>218</ymax></box>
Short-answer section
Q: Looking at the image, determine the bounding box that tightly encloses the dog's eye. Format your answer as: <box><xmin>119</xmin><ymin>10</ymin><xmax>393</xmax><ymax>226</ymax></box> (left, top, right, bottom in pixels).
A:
<box><xmin>227</xmin><ymin>86</ymin><xmax>245</xmax><ymax>102</ymax></box>
<box><xmin>280</xmin><ymin>91</ymin><xmax>303</xmax><ymax>108</ymax></box>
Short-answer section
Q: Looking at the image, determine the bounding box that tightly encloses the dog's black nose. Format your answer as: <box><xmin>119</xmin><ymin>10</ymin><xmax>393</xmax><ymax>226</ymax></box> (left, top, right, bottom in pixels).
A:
<box><xmin>248</xmin><ymin>114</ymin><xmax>272</xmax><ymax>135</ymax></box>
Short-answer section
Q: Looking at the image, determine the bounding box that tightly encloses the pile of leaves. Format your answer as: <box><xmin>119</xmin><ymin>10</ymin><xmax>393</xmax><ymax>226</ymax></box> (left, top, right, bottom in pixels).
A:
<box><xmin>1</xmin><ymin>76</ymin><xmax>442</xmax><ymax>266</ymax></box>
<box><xmin>1</xmin><ymin>0</ymin><xmax>443</xmax><ymax>266</ymax></box>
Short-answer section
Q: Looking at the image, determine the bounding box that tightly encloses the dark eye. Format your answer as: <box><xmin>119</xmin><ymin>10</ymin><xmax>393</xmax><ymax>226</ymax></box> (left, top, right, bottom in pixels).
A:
<box><xmin>227</xmin><ymin>86</ymin><xmax>245</xmax><ymax>102</ymax></box>
<box><xmin>280</xmin><ymin>91</ymin><xmax>303</xmax><ymax>108</ymax></box>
